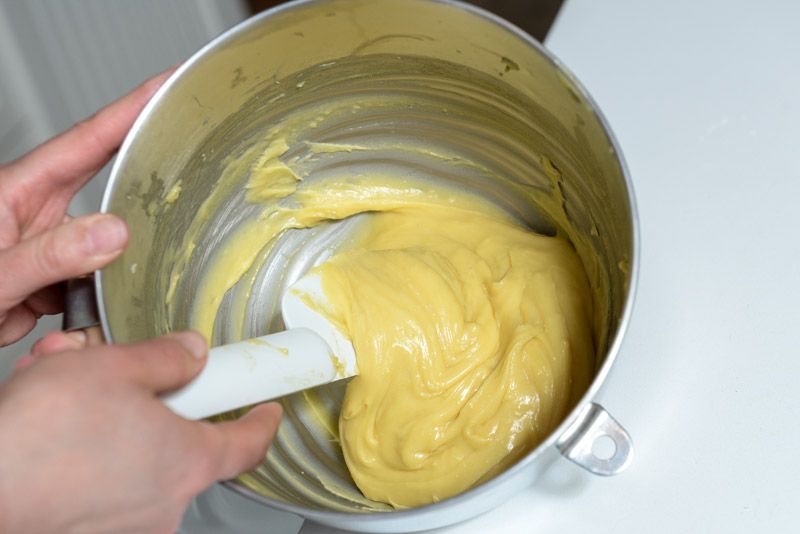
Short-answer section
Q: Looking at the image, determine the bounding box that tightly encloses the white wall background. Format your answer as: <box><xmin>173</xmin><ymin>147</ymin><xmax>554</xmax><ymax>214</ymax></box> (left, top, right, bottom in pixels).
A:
<box><xmin>0</xmin><ymin>0</ymin><xmax>248</xmax><ymax>379</ymax></box>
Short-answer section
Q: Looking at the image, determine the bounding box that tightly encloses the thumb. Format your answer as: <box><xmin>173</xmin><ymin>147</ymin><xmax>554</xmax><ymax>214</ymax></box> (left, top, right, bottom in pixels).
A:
<box><xmin>116</xmin><ymin>331</ymin><xmax>208</xmax><ymax>394</ymax></box>
<box><xmin>0</xmin><ymin>214</ymin><xmax>128</xmax><ymax>312</ymax></box>
<box><xmin>198</xmin><ymin>403</ymin><xmax>283</xmax><ymax>483</ymax></box>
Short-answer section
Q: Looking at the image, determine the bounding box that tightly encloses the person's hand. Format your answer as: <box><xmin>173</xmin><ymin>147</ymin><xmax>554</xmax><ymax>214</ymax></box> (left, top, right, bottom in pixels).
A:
<box><xmin>0</xmin><ymin>331</ymin><xmax>282</xmax><ymax>533</ymax></box>
<box><xmin>0</xmin><ymin>70</ymin><xmax>172</xmax><ymax>347</ymax></box>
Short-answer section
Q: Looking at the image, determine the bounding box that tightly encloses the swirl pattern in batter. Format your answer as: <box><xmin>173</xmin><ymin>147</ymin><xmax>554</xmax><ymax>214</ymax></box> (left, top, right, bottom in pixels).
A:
<box><xmin>311</xmin><ymin>201</ymin><xmax>593</xmax><ymax>507</ymax></box>
<box><xmin>185</xmin><ymin>134</ymin><xmax>594</xmax><ymax>508</ymax></box>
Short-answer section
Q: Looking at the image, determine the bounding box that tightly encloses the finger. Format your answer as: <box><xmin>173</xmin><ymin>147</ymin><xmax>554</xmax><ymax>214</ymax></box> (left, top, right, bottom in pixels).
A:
<box><xmin>197</xmin><ymin>402</ymin><xmax>283</xmax><ymax>483</ymax></box>
<box><xmin>0</xmin><ymin>306</ymin><xmax>36</xmax><ymax>347</ymax></box>
<box><xmin>13</xmin><ymin>354</ymin><xmax>36</xmax><ymax>372</ymax></box>
<box><xmin>31</xmin><ymin>330</ymin><xmax>88</xmax><ymax>356</ymax></box>
<box><xmin>84</xmin><ymin>325</ymin><xmax>105</xmax><ymax>347</ymax></box>
<box><xmin>24</xmin><ymin>283</ymin><xmax>65</xmax><ymax>316</ymax></box>
<box><xmin>9</xmin><ymin>68</ymin><xmax>176</xmax><ymax>196</ymax></box>
<box><xmin>117</xmin><ymin>331</ymin><xmax>207</xmax><ymax>393</ymax></box>
<box><xmin>0</xmin><ymin>214</ymin><xmax>128</xmax><ymax>312</ymax></box>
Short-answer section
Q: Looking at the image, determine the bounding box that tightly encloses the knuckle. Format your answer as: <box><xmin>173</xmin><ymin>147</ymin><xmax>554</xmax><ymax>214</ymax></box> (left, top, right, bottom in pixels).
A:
<box><xmin>161</xmin><ymin>336</ymin><xmax>197</xmax><ymax>370</ymax></box>
<box><xmin>120</xmin><ymin>336</ymin><xmax>196</xmax><ymax>388</ymax></box>
<box><xmin>33</xmin><ymin>233</ymin><xmax>65</xmax><ymax>276</ymax></box>
<box><xmin>152</xmin><ymin>338</ymin><xmax>187</xmax><ymax>369</ymax></box>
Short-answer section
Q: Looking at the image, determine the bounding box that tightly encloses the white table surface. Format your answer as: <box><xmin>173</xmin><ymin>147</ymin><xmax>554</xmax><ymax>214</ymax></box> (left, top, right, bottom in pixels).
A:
<box><xmin>189</xmin><ymin>0</ymin><xmax>800</xmax><ymax>532</ymax></box>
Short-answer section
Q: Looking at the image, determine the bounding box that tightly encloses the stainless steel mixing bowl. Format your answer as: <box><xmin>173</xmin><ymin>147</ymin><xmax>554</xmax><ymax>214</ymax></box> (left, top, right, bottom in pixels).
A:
<box><xmin>99</xmin><ymin>0</ymin><xmax>639</xmax><ymax>531</ymax></box>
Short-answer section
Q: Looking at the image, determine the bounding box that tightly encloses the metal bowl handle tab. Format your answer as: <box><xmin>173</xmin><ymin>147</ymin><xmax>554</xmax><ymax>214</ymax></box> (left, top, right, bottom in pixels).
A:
<box><xmin>557</xmin><ymin>402</ymin><xmax>633</xmax><ymax>476</ymax></box>
<box><xmin>63</xmin><ymin>276</ymin><xmax>101</xmax><ymax>332</ymax></box>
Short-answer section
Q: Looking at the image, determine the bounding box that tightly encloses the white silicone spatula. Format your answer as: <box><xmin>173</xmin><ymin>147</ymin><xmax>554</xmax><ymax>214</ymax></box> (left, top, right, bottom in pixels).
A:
<box><xmin>160</xmin><ymin>273</ymin><xmax>357</xmax><ymax>420</ymax></box>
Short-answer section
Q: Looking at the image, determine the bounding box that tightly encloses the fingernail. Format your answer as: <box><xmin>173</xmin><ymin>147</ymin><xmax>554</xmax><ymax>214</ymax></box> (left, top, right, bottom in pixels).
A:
<box><xmin>252</xmin><ymin>402</ymin><xmax>283</xmax><ymax>421</ymax></box>
<box><xmin>86</xmin><ymin>215</ymin><xmax>128</xmax><ymax>255</ymax></box>
<box><xmin>171</xmin><ymin>331</ymin><xmax>207</xmax><ymax>359</ymax></box>
<box><xmin>265</xmin><ymin>401</ymin><xmax>283</xmax><ymax>415</ymax></box>
<box><xmin>65</xmin><ymin>330</ymin><xmax>87</xmax><ymax>346</ymax></box>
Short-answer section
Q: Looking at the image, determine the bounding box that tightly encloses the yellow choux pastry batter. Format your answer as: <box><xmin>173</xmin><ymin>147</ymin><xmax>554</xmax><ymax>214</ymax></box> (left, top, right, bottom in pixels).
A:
<box><xmin>312</xmin><ymin>204</ymin><xmax>593</xmax><ymax>507</ymax></box>
<box><xmin>184</xmin><ymin>135</ymin><xmax>594</xmax><ymax>508</ymax></box>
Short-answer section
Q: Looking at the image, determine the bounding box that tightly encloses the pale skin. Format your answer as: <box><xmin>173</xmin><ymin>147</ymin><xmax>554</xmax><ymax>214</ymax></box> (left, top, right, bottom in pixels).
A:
<box><xmin>0</xmin><ymin>71</ymin><xmax>282</xmax><ymax>532</ymax></box>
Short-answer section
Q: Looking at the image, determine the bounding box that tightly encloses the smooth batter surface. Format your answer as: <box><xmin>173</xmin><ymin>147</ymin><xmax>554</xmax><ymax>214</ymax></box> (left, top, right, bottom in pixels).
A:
<box><xmin>187</xmin><ymin>137</ymin><xmax>594</xmax><ymax>508</ymax></box>
<box><xmin>311</xmin><ymin>205</ymin><xmax>593</xmax><ymax>507</ymax></box>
